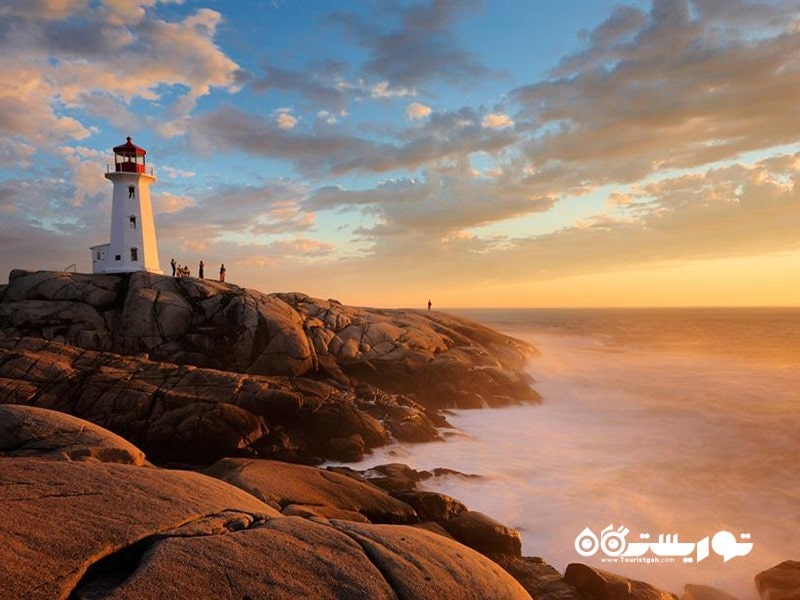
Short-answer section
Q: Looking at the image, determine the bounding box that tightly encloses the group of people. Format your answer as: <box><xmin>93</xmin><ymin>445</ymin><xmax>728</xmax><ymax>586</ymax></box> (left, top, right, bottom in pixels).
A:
<box><xmin>170</xmin><ymin>258</ymin><xmax>226</xmax><ymax>282</ymax></box>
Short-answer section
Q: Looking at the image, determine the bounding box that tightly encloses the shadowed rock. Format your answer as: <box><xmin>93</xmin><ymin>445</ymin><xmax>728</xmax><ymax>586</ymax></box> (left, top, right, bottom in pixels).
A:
<box><xmin>681</xmin><ymin>584</ymin><xmax>742</xmax><ymax>600</ymax></box>
<box><xmin>755</xmin><ymin>560</ymin><xmax>800</xmax><ymax>600</ymax></box>
<box><xmin>563</xmin><ymin>563</ymin><xmax>677</xmax><ymax>600</ymax></box>
<box><xmin>489</xmin><ymin>555</ymin><xmax>584</xmax><ymax>600</ymax></box>
<box><xmin>390</xmin><ymin>490</ymin><xmax>467</xmax><ymax>523</ymax></box>
<box><xmin>444</xmin><ymin>510</ymin><xmax>523</xmax><ymax>557</ymax></box>
<box><xmin>0</xmin><ymin>337</ymin><xmax>437</xmax><ymax>464</ymax></box>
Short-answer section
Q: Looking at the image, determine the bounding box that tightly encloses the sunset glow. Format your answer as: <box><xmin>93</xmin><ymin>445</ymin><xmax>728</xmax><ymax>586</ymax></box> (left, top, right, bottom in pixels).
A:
<box><xmin>1</xmin><ymin>0</ymin><xmax>798</xmax><ymax>307</ymax></box>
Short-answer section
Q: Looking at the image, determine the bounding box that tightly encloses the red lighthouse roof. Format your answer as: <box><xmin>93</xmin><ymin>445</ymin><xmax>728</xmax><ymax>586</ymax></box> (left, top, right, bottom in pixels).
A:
<box><xmin>112</xmin><ymin>136</ymin><xmax>148</xmax><ymax>173</ymax></box>
<box><xmin>113</xmin><ymin>136</ymin><xmax>146</xmax><ymax>156</ymax></box>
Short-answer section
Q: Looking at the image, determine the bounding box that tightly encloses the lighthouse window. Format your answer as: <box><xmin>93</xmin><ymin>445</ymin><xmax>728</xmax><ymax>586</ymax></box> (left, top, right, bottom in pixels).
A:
<box><xmin>128</xmin><ymin>186</ymin><xmax>135</xmax><ymax>199</ymax></box>
<box><xmin>130</xmin><ymin>248</ymin><xmax>138</xmax><ymax>262</ymax></box>
<box><xmin>129</xmin><ymin>215</ymin><xmax>137</xmax><ymax>229</ymax></box>
<box><xmin>115</xmin><ymin>255</ymin><xmax>121</xmax><ymax>261</ymax></box>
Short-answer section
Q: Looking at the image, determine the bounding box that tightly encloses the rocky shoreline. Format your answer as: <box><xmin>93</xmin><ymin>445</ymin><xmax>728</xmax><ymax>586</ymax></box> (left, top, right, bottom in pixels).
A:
<box><xmin>0</xmin><ymin>270</ymin><xmax>796</xmax><ymax>599</ymax></box>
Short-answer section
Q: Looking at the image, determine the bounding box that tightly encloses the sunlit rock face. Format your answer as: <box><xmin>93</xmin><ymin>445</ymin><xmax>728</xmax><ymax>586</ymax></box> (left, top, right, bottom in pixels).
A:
<box><xmin>0</xmin><ymin>270</ymin><xmax>538</xmax><ymax>463</ymax></box>
<box><xmin>0</xmin><ymin>270</ymin><xmax>538</xmax><ymax>409</ymax></box>
<box><xmin>0</xmin><ymin>407</ymin><xmax>532</xmax><ymax>600</ymax></box>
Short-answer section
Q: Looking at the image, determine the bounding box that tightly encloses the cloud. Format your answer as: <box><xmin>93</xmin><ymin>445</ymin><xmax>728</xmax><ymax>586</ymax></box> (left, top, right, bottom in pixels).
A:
<box><xmin>370</xmin><ymin>81</ymin><xmax>415</xmax><ymax>98</ymax></box>
<box><xmin>251</xmin><ymin>62</ymin><xmax>349</xmax><ymax>113</ymax></box>
<box><xmin>481</xmin><ymin>113</ymin><xmax>513</xmax><ymax>129</ymax></box>
<box><xmin>406</xmin><ymin>102</ymin><xmax>432</xmax><ymax>120</ymax></box>
<box><xmin>157</xmin><ymin>180</ymin><xmax>313</xmax><ymax>242</ymax></box>
<box><xmin>160</xmin><ymin>165</ymin><xmax>196</xmax><ymax>179</ymax></box>
<box><xmin>331</xmin><ymin>0</ymin><xmax>499</xmax><ymax>88</ymax></box>
<box><xmin>511</xmin><ymin>0</ymin><xmax>800</xmax><ymax>188</ymax></box>
<box><xmin>155</xmin><ymin>191</ymin><xmax>195</xmax><ymax>213</ymax></box>
<box><xmin>276</xmin><ymin>112</ymin><xmax>298</xmax><ymax>130</ymax></box>
<box><xmin>0</xmin><ymin>2</ymin><xmax>244</xmax><ymax>157</ymax></box>
<box><xmin>305</xmin><ymin>160</ymin><xmax>554</xmax><ymax>236</ymax></box>
<box><xmin>191</xmin><ymin>105</ymin><xmax>517</xmax><ymax>176</ymax></box>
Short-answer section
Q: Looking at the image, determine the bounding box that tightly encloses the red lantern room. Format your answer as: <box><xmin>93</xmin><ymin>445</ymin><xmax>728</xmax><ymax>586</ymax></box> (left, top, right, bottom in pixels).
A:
<box><xmin>113</xmin><ymin>136</ymin><xmax>147</xmax><ymax>173</ymax></box>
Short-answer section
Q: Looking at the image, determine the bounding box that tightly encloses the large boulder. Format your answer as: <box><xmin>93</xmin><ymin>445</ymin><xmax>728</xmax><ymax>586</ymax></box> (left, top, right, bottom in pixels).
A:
<box><xmin>755</xmin><ymin>560</ymin><xmax>800</xmax><ymax>600</ymax></box>
<box><xmin>444</xmin><ymin>510</ymin><xmax>523</xmax><ymax>557</ymax></box>
<box><xmin>206</xmin><ymin>458</ymin><xmax>418</xmax><ymax>524</ymax></box>
<box><xmin>391</xmin><ymin>490</ymin><xmax>467</xmax><ymax>523</ymax></box>
<box><xmin>92</xmin><ymin>517</ymin><xmax>398</xmax><ymax>600</ymax></box>
<box><xmin>330</xmin><ymin>520</ymin><xmax>532</xmax><ymax>600</ymax></box>
<box><xmin>0</xmin><ymin>404</ymin><xmax>146</xmax><ymax>465</ymax></box>
<box><xmin>0</xmin><ymin>458</ymin><xmax>280</xmax><ymax>600</ymax></box>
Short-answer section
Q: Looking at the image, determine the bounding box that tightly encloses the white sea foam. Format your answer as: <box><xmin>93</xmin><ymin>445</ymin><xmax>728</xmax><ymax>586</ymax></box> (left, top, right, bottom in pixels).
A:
<box><xmin>337</xmin><ymin>309</ymin><xmax>800</xmax><ymax>598</ymax></box>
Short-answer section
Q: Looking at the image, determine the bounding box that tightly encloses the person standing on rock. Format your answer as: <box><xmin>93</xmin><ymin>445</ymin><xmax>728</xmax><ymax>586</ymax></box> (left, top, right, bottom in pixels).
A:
<box><xmin>170</xmin><ymin>258</ymin><xmax>176</xmax><ymax>277</ymax></box>
<box><xmin>427</xmin><ymin>299</ymin><xmax>432</xmax><ymax>311</ymax></box>
<box><xmin>219</xmin><ymin>263</ymin><xmax>226</xmax><ymax>282</ymax></box>
<box><xmin>199</xmin><ymin>260</ymin><xmax>204</xmax><ymax>279</ymax></box>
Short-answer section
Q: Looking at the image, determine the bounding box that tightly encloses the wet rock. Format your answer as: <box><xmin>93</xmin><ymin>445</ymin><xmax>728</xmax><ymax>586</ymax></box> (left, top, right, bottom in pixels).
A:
<box><xmin>444</xmin><ymin>510</ymin><xmax>523</xmax><ymax>557</ymax></box>
<box><xmin>0</xmin><ymin>405</ymin><xmax>146</xmax><ymax>465</ymax></box>
<box><xmin>755</xmin><ymin>560</ymin><xmax>800</xmax><ymax>600</ymax></box>
<box><xmin>563</xmin><ymin>563</ymin><xmax>677</xmax><ymax>600</ymax></box>
<box><xmin>361</xmin><ymin>462</ymin><xmax>428</xmax><ymax>492</ymax></box>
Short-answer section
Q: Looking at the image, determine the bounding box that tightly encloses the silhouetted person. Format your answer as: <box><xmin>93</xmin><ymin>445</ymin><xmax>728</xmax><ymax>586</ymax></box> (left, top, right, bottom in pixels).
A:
<box><xmin>219</xmin><ymin>263</ymin><xmax>226</xmax><ymax>282</ymax></box>
<box><xmin>170</xmin><ymin>258</ymin><xmax>176</xmax><ymax>277</ymax></box>
<box><xmin>199</xmin><ymin>260</ymin><xmax>204</xmax><ymax>279</ymax></box>
<box><xmin>427</xmin><ymin>299</ymin><xmax>432</xmax><ymax>311</ymax></box>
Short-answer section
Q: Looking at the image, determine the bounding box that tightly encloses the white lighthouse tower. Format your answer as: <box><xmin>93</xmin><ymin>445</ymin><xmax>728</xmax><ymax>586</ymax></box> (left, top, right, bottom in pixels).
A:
<box><xmin>91</xmin><ymin>137</ymin><xmax>162</xmax><ymax>274</ymax></box>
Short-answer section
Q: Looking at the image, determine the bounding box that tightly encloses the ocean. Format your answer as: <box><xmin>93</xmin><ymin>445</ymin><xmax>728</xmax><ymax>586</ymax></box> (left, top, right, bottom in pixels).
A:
<box><xmin>340</xmin><ymin>308</ymin><xmax>800</xmax><ymax>598</ymax></box>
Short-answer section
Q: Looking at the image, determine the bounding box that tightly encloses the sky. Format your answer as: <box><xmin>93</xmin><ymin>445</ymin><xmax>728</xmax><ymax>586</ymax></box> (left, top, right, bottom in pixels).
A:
<box><xmin>1</xmin><ymin>0</ymin><xmax>799</xmax><ymax>308</ymax></box>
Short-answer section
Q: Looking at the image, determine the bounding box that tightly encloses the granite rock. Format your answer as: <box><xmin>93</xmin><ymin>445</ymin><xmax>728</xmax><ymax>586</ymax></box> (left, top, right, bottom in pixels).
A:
<box><xmin>0</xmin><ymin>270</ymin><xmax>539</xmax><ymax>410</ymax></box>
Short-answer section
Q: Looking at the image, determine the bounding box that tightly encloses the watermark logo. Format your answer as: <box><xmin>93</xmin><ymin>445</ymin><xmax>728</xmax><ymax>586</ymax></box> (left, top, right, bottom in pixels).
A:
<box><xmin>574</xmin><ymin>525</ymin><xmax>753</xmax><ymax>564</ymax></box>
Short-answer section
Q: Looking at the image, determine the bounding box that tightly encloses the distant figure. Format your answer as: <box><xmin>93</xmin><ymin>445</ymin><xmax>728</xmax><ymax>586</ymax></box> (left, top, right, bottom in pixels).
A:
<box><xmin>219</xmin><ymin>263</ymin><xmax>226</xmax><ymax>282</ymax></box>
<box><xmin>170</xmin><ymin>258</ymin><xmax>176</xmax><ymax>277</ymax></box>
<box><xmin>427</xmin><ymin>299</ymin><xmax>432</xmax><ymax>311</ymax></box>
<box><xmin>199</xmin><ymin>260</ymin><xmax>204</xmax><ymax>279</ymax></box>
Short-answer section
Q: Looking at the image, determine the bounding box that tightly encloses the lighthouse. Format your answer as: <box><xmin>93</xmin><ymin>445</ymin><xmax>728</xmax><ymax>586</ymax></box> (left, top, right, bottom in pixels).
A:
<box><xmin>90</xmin><ymin>137</ymin><xmax>162</xmax><ymax>274</ymax></box>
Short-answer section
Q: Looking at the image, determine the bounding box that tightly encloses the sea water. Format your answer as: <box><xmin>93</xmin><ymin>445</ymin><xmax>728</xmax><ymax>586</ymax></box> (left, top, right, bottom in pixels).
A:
<box><xmin>341</xmin><ymin>308</ymin><xmax>800</xmax><ymax>598</ymax></box>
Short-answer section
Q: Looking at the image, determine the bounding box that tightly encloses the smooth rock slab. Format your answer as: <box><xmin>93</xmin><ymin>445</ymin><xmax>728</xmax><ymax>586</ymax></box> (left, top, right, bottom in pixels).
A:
<box><xmin>99</xmin><ymin>517</ymin><xmax>397</xmax><ymax>600</ymax></box>
<box><xmin>0</xmin><ymin>405</ymin><xmax>147</xmax><ymax>465</ymax></box>
<box><xmin>0</xmin><ymin>458</ymin><xmax>279</xmax><ymax>600</ymax></box>
<box><xmin>331</xmin><ymin>520</ymin><xmax>532</xmax><ymax>600</ymax></box>
<box><xmin>206</xmin><ymin>458</ymin><xmax>417</xmax><ymax>524</ymax></box>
